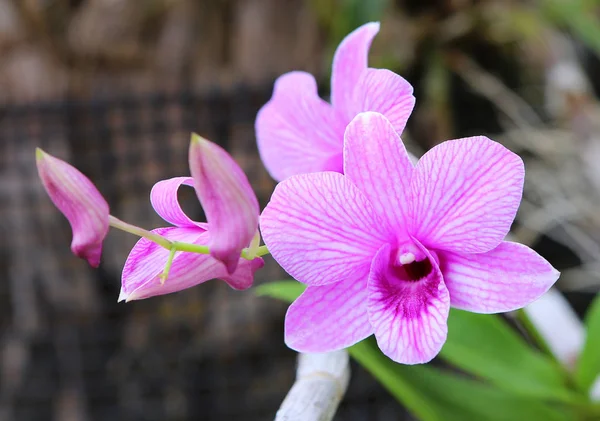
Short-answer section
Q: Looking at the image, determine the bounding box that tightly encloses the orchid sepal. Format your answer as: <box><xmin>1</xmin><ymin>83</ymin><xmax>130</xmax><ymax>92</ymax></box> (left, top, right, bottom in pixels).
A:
<box><xmin>36</xmin><ymin>148</ymin><xmax>110</xmax><ymax>267</ymax></box>
<box><xmin>188</xmin><ymin>134</ymin><xmax>260</xmax><ymax>273</ymax></box>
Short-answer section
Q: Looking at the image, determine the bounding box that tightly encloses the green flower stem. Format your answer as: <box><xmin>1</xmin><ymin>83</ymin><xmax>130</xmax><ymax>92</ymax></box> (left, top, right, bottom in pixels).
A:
<box><xmin>109</xmin><ymin>215</ymin><xmax>172</xmax><ymax>249</ymax></box>
<box><xmin>171</xmin><ymin>242</ymin><xmax>210</xmax><ymax>254</ymax></box>
<box><xmin>253</xmin><ymin>245</ymin><xmax>270</xmax><ymax>258</ymax></box>
<box><xmin>109</xmin><ymin>215</ymin><xmax>271</xmax><ymax>259</ymax></box>
<box><xmin>160</xmin><ymin>247</ymin><xmax>177</xmax><ymax>284</ymax></box>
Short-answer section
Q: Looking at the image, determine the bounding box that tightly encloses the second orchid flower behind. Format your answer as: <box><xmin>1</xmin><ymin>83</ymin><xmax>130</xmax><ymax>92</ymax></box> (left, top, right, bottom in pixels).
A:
<box><xmin>256</xmin><ymin>22</ymin><xmax>415</xmax><ymax>181</ymax></box>
<box><xmin>260</xmin><ymin>112</ymin><xmax>560</xmax><ymax>365</ymax></box>
<box><xmin>119</xmin><ymin>134</ymin><xmax>264</xmax><ymax>302</ymax></box>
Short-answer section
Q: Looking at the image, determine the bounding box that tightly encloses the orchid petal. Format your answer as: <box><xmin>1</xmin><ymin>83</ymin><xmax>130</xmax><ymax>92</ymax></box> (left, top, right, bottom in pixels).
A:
<box><xmin>36</xmin><ymin>148</ymin><xmax>109</xmax><ymax>267</ymax></box>
<box><xmin>150</xmin><ymin>177</ymin><xmax>207</xmax><ymax>229</ymax></box>
<box><xmin>351</xmin><ymin>68</ymin><xmax>415</xmax><ymax>134</ymax></box>
<box><xmin>410</xmin><ymin>136</ymin><xmax>524</xmax><ymax>253</ymax></box>
<box><xmin>260</xmin><ymin>172</ymin><xmax>391</xmax><ymax>287</ymax></box>
<box><xmin>189</xmin><ymin>134</ymin><xmax>260</xmax><ymax>273</ymax></box>
<box><xmin>285</xmin><ymin>277</ymin><xmax>373</xmax><ymax>352</ymax></box>
<box><xmin>331</xmin><ymin>22</ymin><xmax>380</xmax><ymax>118</ymax></box>
<box><xmin>368</xmin><ymin>244</ymin><xmax>450</xmax><ymax>364</ymax></box>
<box><xmin>255</xmin><ymin>71</ymin><xmax>347</xmax><ymax>181</ymax></box>
<box><xmin>120</xmin><ymin>227</ymin><xmax>263</xmax><ymax>301</ymax></box>
<box><xmin>441</xmin><ymin>242</ymin><xmax>559</xmax><ymax>313</ymax></box>
<box><xmin>344</xmin><ymin>112</ymin><xmax>414</xmax><ymax>231</ymax></box>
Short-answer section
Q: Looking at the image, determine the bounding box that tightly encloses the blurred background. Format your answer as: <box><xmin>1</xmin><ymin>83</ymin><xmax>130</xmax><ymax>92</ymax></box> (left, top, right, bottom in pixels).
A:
<box><xmin>2</xmin><ymin>0</ymin><xmax>600</xmax><ymax>420</ymax></box>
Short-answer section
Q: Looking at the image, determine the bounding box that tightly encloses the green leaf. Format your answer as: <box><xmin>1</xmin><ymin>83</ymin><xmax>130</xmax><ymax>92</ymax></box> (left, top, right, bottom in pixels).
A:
<box><xmin>255</xmin><ymin>280</ymin><xmax>305</xmax><ymax>302</ymax></box>
<box><xmin>330</xmin><ymin>0</ymin><xmax>390</xmax><ymax>43</ymax></box>
<box><xmin>258</xmin><ymin>281</ymin><xmax>579</xmax><ymax>420</ymax></box>
<box><xmin>541</xmin><ymin>0</ymin><xmax>600</xmax><ymax>57</ymax></box>
<box><xmin>575</xmin><ymin>294</ymin><xmax>600</xmax><ymax>393</ymax></box>
<box><xmin>256</xmin><ymin>281</ymin><xmax>574</xmax><ymax>402</ymax></box>
<box><xmin>440</xmin><ymin>309</ymin><xmax>578</xmax><ymax>403</ymax></box>
<box><xmin>350</xmin><ymin>337</ymin><xmax>575</xmax><ymax>421</ymax></box>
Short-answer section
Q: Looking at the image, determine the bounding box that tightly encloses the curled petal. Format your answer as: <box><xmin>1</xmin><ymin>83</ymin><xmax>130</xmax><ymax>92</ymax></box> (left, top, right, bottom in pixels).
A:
<box><xmin>255</xmin><ymin>71</ymin><xmax>347</xmax><ymax>181</ymax></box>
<box><xmin>120</xmin><ymin>227</ymin><xmax>263</xmax><ymax>302</ymax></box>
<box><xmin>260</xmin><ymin>172</ymin><xmax>391</xmax><ymax>287</ymax></box>
<box><xmin>368</xmin><ymin>244</ymin><xmax>450</xmax><ymax>364</ymax></box>
<box><xmin>36</xmin><ymin>148</ymin><xmax>109</xmax><ymax>267</ymax></box>
<box><xmin>285</xmin><ymin>277</ymin><xmax>373</xmax><ymax>353</ymax></box>
<box><xmin>150</xmin><ymin>177</ymin><xmax>207</xmax><ymax>229</ymax></box>
<box><xmin>331</xmin><ymin>22</ymin><xmax>380</xmax><ymax>118</ymax></box>
<box><xmin>410</xmin><ymin>136</ymin><xmax>524</xmax><ymax>254</ymax></box>
<box><xmin>441</xmin><ymin>242</ymin><xmax>559</xmax><ymax>313</ymax></box>
<box><xmin>344</xmin><ymin>112</ymin><xmax>414</xmax><ymax>231</ymax></box>
<box><xmin>351</xmin><ymin>69</ymin><xmax>415</xmax><ymax>134</ymax></box>
<box><xmin>189</xmin><ymin>134</ymin><xmax>260</xmax><ymax>273</ymax></box>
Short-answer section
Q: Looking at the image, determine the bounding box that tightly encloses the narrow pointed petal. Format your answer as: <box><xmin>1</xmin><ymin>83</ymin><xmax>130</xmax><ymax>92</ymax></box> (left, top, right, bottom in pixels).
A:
<box><xmin>351</xmin><ymin>69</ymin><xmax>415</xmax><ymax>134</ymax></box>
<box><xmin>260</xmin><ymin>172</ymin><xmax>391</xmax><ymax>287</ymax></box>
<box><xmin>441</xmin><ymin>242</ymin><xmax>559</xmax><ymax>313</ymax></box>
<box><xmin>344</xmin><ymin>112</ymin><xmax>414</xmax><ymax>231</ymax></box>
<box><xmin>255</xmin><ymin>71</ymin><xmax>347</xmax><ymax>181</ymax></box>
<box><xmin>120</xmin><ymin>227</ymin><xmax>263</xmax><ymax>301</ymax></box>
<box><xmin>285</xmin><ymin>277</ymin><xmax>373</xmax><ymax>353</ymax></box>
<box><xmin>410</xmin><ymin>136</ymin><xmax>524</xmax><ymax>254</ymax></box>
<box><xmin>331</xmin><ymin>22</ymin><xmax>380</xmax><ymax>117</ymax></box>
<box><xmin>368</xmin><ymin>244</ymin><xmax>450</xmax><ymax>364</ymax></box>
<box><xmin>36</xmin><ymin>148</ymin><xmax>109</xmax><ymax>267</ymax></box>
<box><xmin>150</xmin><ymin>177</ymin><xmax>207</xmax><ymax>229</ymax></box>
<box><xmin>189</xmin><ymin>135</ymin><xmax>259</xmax><ymax>273</ymax></box>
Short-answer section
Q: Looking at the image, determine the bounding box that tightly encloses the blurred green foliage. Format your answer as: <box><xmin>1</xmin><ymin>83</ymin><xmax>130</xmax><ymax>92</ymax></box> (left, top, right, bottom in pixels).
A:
<box><xmin>576</xmin><ymin>294</ymin><xmax>600</xmax><ymax>394</ymax></box>
<box><xmin>307</xmin><ymin>0</ymin><xmax>600</xmax><ymax>143</ymax></box>
<box><xmin>257</xmin><ymin>280</ymin><xmax>600</xmax><ymax>421</ymax></box>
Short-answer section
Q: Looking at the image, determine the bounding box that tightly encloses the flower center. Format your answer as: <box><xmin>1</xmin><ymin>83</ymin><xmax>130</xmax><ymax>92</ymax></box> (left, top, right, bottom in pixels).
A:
<box><xmin>391</xmin><ymin>245</ymin><xmax>433</xmax><ymax>282</ymax></box>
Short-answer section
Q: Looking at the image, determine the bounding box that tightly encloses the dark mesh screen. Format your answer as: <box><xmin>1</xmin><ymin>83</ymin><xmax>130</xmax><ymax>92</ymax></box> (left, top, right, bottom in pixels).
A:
<box><xmin>0</xmin><ymin>88</ymin><xmax>406</xmax><ymax>420</ymax></box>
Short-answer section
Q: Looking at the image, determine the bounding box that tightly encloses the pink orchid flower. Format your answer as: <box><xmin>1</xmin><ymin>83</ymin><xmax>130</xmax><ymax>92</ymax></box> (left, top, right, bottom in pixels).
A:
<box><xmin>256</xmin><ymin>22</ymin><xmax>415</xmax><ymax>181</ymax></box>
<box><xmin>119</xmin><ymin>136</ymin><xmax>263</xmax><ymax>302</ymax></box>
<box><xmin>260</xmin><ymin>112</ymin><xmax>559</xmax><ymax>364</ymax></box>
<box><xmin>36</xmin><ymin>148</ymin><xmax>109</xmax><ymax>267</ymax></box>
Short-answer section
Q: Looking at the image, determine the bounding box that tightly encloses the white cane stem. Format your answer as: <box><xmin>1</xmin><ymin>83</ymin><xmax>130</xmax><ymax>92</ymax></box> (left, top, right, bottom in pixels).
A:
<box><xmin>275</xmin><ymin>350</ymin><xmax>350</xmax><ymax>421</ymax></box>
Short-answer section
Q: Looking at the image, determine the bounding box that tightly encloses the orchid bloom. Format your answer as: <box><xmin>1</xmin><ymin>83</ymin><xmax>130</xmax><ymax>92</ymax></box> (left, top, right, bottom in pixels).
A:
<box><xmin>260</xmin><ymin>112</ymin><xmax>559</xmax><ymax>364</ymax></box>
<box><xmin>119</xmin><ymin>135</ymin><xmax>263</xmax><ymax>302</ymax></box>
<box><xmin>256</xmin><ymin>22</ymin><xmax>415</xmax><ymax>181</ymax></box>
<box><xmin>36</xmin><ymin>148</ymin><xmax>109</xmax><ymax>267</ymax></box>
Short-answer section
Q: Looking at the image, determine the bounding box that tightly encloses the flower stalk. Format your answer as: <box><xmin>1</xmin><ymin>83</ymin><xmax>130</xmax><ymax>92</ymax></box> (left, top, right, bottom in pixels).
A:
<box><xmin>109</xmin><ymin>215</ymin><xmax>172</xmax><ymax>249</ymax></box>
<box><xmin>109</xmin><ymin>215</ymin><xmax>269</xmax><ymax>260</ymax></box>
<box><xmin>160</xmin><ymin>247</ymin><xmax>178</xmax><ymax>284</ymax></box>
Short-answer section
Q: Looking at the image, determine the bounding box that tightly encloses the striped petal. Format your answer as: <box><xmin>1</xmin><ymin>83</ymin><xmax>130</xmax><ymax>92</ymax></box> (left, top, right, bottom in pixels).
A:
<box><xmin>260</xmin><ymin>172</ymin><xmax>391</xmax><ymax>287</ymax></box>
<box><xmin>410</xmin><ymin>136</ymin><xmax>524</xmax><ymax>254</ymax></box>
<box><xmin>150</xmin><ymin>177</ymin><xmax>207</xmax><ymax>229</ymax></box>
<box><xmin>441</xmin><ymin>241</ymin><xmax>559</xmax><ymax>313</ymax></box>
<box><xmin>285</xmin><ymin>277</ymin><xmax>373</xmax><ymax>352</ymax></box>
<box><xmin>344</xmin><ymin>112</ymin><xmax>414</xmax><ymax>232</ymax></box>
<box><xmin>255</xmin><ymin>71</ymin><xmax>347</xmax><ymax>181</ymax></box>
<box><xmin>120</xmin><ymin>227</ymin><xmax>263</xmax><ymax>302</ymax></box>
<box><xmin>351</xmin><ymin>69</ymin><xmax>415</xmax><ymax>134</ymax></box>
<box><xmin>36</xmin><ymin>148</ymin><xmax>109</xmax><ymax>267</ymax></box>
<box><xmin>331</xmin><ymin>22</ymin><xmax>380</xmax><ymax>118</ymax></box>
<box><xmin>189</xmin><ymin>135</ymin><xmax>259</xmax><ymax>273</ymax></box>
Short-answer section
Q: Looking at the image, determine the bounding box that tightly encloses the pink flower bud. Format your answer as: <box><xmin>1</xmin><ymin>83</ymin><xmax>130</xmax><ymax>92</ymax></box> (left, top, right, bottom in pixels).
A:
<box><xmin>36</xmin><ymin>148</ymin><xmax>109</xmax><ymax>267</ymax></box>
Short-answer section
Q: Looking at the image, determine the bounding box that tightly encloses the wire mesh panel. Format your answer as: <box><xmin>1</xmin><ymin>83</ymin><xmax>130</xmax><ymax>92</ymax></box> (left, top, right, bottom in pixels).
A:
<box><xmin>0</xmin><ymin>88</ymin><xmax>405</xmax><ymax>421</ymax></box>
